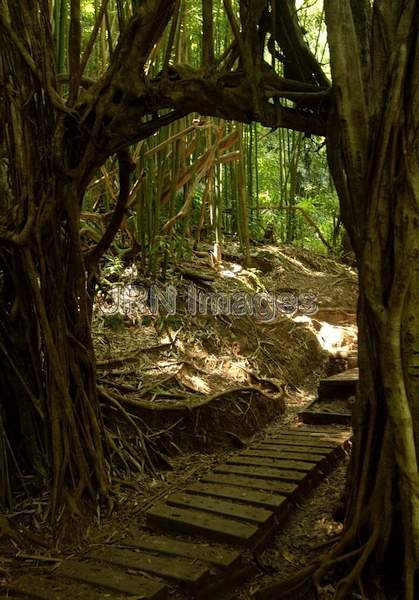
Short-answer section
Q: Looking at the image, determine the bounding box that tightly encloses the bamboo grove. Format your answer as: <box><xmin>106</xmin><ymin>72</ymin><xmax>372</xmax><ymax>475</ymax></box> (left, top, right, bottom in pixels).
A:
<box><xmin>63</xmin><ymin>0</ymin><xmax>340</xmax><ymax>277</ymax></box>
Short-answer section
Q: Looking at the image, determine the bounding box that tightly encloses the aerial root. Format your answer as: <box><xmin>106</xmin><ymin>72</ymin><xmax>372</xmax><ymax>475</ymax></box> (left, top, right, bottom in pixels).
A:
<box><xmin>333</xmin><ymin>536</ymin><xmax>378</xmax><ymax>599</ymax></box>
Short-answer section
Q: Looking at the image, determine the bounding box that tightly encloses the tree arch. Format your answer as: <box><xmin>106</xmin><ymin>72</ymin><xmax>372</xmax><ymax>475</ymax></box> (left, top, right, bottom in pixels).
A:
<box><xmin>0</xmin><ymin>0</ymin><xmax>418</xmax><ymax>595</ymax></box>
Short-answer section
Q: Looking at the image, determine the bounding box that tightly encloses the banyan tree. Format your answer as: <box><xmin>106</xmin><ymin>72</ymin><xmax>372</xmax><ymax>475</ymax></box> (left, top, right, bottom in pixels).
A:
<box><xmin>0</xmin><ymin>1</ymin><xmax>417</xmax><ymax>596</ymax></box>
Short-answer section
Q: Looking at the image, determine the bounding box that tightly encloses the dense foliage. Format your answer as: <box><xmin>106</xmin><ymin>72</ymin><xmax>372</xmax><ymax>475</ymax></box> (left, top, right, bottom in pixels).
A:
<box><xmin>71</xmin><ymin>0</ymin><xmax>340</xmax><ymax>276</ymax></box>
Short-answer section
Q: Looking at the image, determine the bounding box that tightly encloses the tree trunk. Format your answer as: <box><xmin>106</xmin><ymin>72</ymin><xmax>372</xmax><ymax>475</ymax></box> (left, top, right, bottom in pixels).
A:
<box><xmin>321</xmin><ymin>1</ymin><xmax>419</xmax><ymax>595</ymax></box>
<box><xmin>0</xmin><ymin>0</ymin><xmax>183</xmax><ymax>515</ymax></box>
<box><xmin>0</xmin><ymin>2</ymin><xmax>108</xmax><ymax>516</ymax></box>
<box><xmin>0</xmin><ymin>185</ymin><xmax>109</xmax><ymax>516</ymax></box>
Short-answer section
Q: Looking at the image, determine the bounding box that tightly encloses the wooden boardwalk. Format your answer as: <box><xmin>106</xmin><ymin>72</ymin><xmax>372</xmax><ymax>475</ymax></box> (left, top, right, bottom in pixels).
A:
<box><xmin>299</xmin><ymin>367</ymin><xmax>358</xmax><ymax>425</ymax></box>
<box><xmin>318</xmin><ymin>368</ymin><xmax>358</xmax><ymax>400</ymax></box>
<box><xmin>7</xmin><ymin>427</ymin><xmax>350</xmax><ymax>599</ymax></box>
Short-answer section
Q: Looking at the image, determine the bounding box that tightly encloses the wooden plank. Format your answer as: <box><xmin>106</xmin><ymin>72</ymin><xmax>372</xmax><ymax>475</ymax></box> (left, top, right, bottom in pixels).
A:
<box><xmin>271</xmin><ymin>430</ymin><xmax>342</xmax><ymax>438</ymax></box>
<box><xmin>214</xmin><ymin>464</ymin><xmax>307</xmax><ymax>483</ymax></box>
<box><xmin>185</xmin><ymin>481</ymin><xmax>288</xmax><ymax>513</ymax></box>
<box><xmin>321</xmin><ymin>368</ymin><xmax>358</xmax><ymax>381</ymax></box>
<box><xmin>278</xmin><ymin>425</ymin><xmax>346</xmax><ymax>432</ymax></box>
<box><xmin>88</xmin><ymin>547</ymin><xmax>208</xmax><ymax>590</ymax></box>
<box><xmin>6</xmin><ymin>576</ymin><xmax>111</xmax><ymax>600</ymax></box>
<box><xmin>299</xmin><ymin>405</ymin><xmax>352</xmax><ymax>426</ymax></box>
<box><xmin>56</xmin><ymin>560</ymin><xmax>167</xmax><ymax>599</ymax></box>
<box><xmin>166</xmin><ymin>492</ymin><xmax>274</xmax><ymax>525</ymax></box>
<box><xmin>318</xmin><ymin>370</ymin><xmax>358</xmax><ymax>400</ymax></box>
<box><xmin>243</xmin><ymin>449</ymin><xmax>323</xmax><ymax>462</ymax></box>
<box><xmin>265</xmin><ymin>437</ymin><xmax>338</xmax><ymax>448</ymax></box>
<box><xmin>147</xmin><ymin>503</ymin><xmax>259</xmax><ymax>545</ymax></box>
<box><xmin>276</xmin><ymin>429</ymin><xmax>347</xmax><ymax>441</ymax></box>
<box><xmin>253</xmin><ymin>444</ymin><xmax>330</xmax><ymax>456</ymax></box>
<box><xmin>119</xmin><ymin>533</ymin><xmax>240</xmax><ymax>568</ymax></box>
<box><xmin>306</xmin><ymin>427</ymin><xmax>351</xmax><ymax>434</ymax></box>
<box><xmin>201</xmin><ymin>473</ymin><xmax>298</xmax><ymax>496</ymax></box>
<box><xmin>318</xmin><ymin>382</ymin><xmax>357</xmax><ymax>399</ymax></box>
<box><xmin>226</xmin><ymin>456</ymin><xmax>315</xmax><ymax>472</ymax></box>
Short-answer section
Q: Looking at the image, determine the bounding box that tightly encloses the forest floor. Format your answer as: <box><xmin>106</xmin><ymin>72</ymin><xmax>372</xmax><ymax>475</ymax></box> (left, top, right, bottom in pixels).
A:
<box><xmin>0</xmin><ymin>243</ymin><xmax>358</xmax><ymax>597</ymax></box>
<box><xmin>93</xmin><ymin>242</ymin><xmax>357</xmax><ymax>453</ymax></box>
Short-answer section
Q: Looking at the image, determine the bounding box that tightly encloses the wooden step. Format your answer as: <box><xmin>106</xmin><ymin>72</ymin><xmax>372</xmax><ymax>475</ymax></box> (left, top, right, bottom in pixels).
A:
<box><xmin>185</xmin><ymin>481</ymin><xmax>287</xmax><ymax>514</ymax></box>
<box><xmin>265</xmin><ymin>436</ymin><xmax>339</xmax><ymax>448</ymax></box>
<box><xmin>254</xmin><ymin>444</ymin><xmax>330</xmax><ymax>456</ymax></box>
<box><xmin>56</xmin><ymin>560</ymin><xmax>167</xmax><ymax>598</ymax></box>
<box><xmin>281</xmin><ymin>426</ymin><xmax>348</xmax><ymax>434</ymax></box>
<box><xmin>147</xmin><ymin>503</ymin><xmax>259</xmax><ymax>546</ymax></box>
<box><xmin>6</xmin><ymin>575</ymin><xmax>114</xmax><ymax>600</ymax></box>
<box><xmin>226</xmin><ymin>456</ymin><xmax>316</xmax><ymax>472</ymax></box>
<box><xmin>166</xmin><ymin>492</ymin><xmax>274</xmax><ymax>526</ymax></box>
<box><xmin>318</xmin><ymin>368</ymin><xmax>358</xmax><ymax>399</ymax></box>
<box><xmin>276</xmin><ymin>428</ymin><xmax>348</xmax><ymax>441</ymax></box>
<box><xmin>214</xmin><ymin>463</ymin><xmax>308</xmax><ymax>484</ymax></box>
<box><xmin>118</xmin><ymin>532</ymin><xmax>240</xmax><ymax>569</ymax></box>
<box><xmin>88</xmin><ymin>547</ymin><xmax>209</xmax><ymax>591</ymax></box>
<box><xmin>299</xmin><ymin>398</ymin><xmax>352</xmax><ymax>426</ymax></box>
<box><xmin>201</xmin><ymin>472</ymin><xmax>298</xmax><ymax>496</ymax></box>
<box><xmin>242</xmin><ymin>449</ymin><xmax>322</xmax><ymax>462</ymax></box>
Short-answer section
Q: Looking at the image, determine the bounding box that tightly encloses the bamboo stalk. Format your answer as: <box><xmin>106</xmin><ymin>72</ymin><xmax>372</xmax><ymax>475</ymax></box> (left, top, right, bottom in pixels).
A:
<box><xmin>202</xmin><ymin>0</ymin><xmax>214</xmax><ymax>67</ymax></box>
<box><xmin>68</xmin><ymin>0</ymin><xmax>81</xmax><ymax>104</ymax></box>
<box><xmin>79</xmin><ymin>0</ymin><xmax>109</xmax><ymax>80</ymax></box>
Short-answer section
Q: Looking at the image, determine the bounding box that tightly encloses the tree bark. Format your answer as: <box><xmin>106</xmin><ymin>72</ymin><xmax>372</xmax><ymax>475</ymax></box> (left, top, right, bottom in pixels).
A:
<box><xmin>321</xmin><ymin>1</ymin><xmax>419</xmax><ymax>595</ymax></box>
<box><xmin>0</xmin><ymin>0</ymin><xmax>112</xmax><ymax>515</ymax></box>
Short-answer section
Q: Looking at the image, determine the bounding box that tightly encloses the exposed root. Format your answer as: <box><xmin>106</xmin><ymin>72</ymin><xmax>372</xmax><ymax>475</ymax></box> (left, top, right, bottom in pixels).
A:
<box><xmin>0</xmin><ymin>516</ymin><xmax>47</xmax><ymax>548</ymax></box>
<box><xmin>96</xmin><ymin>341</ymin><xmax>174</xmax><ymax>368</ymax></box>
<box><xmin>333</xmin><ymin>532</ymin><xmax>379</xmax><ymax>600</ymax></box>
